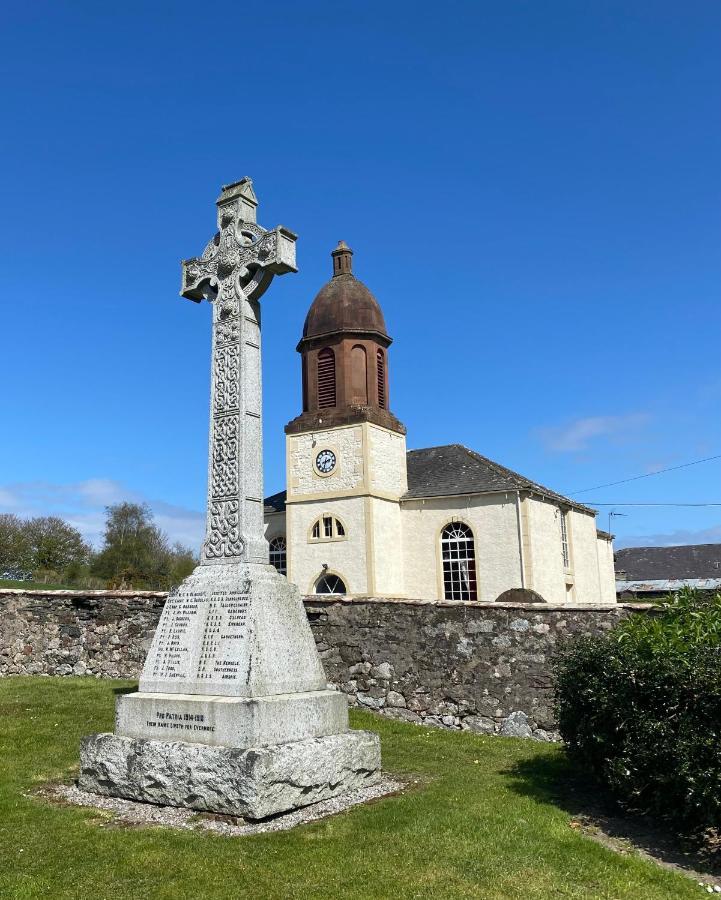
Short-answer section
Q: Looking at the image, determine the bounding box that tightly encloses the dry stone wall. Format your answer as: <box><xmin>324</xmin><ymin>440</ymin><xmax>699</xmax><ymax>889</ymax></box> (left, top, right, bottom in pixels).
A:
<box><xmin>0</xmin><ymin>590</ymin><xmax>650</xmax><ymax>739</ymax></box>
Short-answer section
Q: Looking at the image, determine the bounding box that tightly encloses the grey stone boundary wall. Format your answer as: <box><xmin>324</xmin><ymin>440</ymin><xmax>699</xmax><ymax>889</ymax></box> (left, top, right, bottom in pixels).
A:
<box><xmin>0</xmin><ymin>590</ymin><xmax>654</xmax><ymax>740</ymax></box>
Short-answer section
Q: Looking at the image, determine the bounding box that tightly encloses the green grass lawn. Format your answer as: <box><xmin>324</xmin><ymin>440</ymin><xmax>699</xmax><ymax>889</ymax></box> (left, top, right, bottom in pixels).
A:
<box><xmin>0</xmin><ymin>678</ymin><xmax>700</xmax><ymax>899</ymax></box>
<box><xmin>0</xmin><ymin>580</ymin><xmax>79</xmax><ymax>591</ymax></box>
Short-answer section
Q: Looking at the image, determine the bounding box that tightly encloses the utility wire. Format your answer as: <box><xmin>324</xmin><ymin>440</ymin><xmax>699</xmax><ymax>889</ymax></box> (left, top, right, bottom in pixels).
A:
<box><xmin>588</xmin><ymin>502</ymin><xmax>721</xmax><ymax>507</ymax></box>
<box><xmin>569</xmin><ymin>453</ymin><xmax>721</xmax><ymax>495</ymax></box>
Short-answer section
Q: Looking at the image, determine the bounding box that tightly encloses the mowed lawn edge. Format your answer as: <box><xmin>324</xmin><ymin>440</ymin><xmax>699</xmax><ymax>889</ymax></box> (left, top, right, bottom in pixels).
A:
<box><xmin>0</xmin><ymin>677</ymin><xmax>700</xmax><ymax>900</ymax></box>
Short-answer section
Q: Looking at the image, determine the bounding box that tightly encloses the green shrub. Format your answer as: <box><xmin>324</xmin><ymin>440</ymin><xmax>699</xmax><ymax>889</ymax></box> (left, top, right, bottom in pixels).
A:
<box><xmin>554</xmin><ymin>588</ymin><xmax>721</xmax><ymax>843</ymax></box>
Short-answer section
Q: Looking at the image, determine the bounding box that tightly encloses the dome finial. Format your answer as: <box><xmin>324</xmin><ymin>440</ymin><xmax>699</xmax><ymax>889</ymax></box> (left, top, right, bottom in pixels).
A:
<box><xmin>331</xmin><ymin>240</ymin><xmax>353</xmax><ymax>277</ymax></box>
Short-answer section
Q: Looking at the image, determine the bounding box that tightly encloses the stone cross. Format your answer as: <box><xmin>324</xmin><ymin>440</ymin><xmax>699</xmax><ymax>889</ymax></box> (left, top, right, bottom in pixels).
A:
<box><xmin>181</xmin><ymin>179</ymin><xmax>297</xmax><ymax>565</ymax></box>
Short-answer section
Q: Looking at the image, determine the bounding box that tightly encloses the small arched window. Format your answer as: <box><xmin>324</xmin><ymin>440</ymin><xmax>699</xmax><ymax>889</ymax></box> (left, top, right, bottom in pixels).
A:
<box><xmin>269</xmin><ymin>536</ymin><xmax>287</xmax><ymax>575</ymax></box>
<box><xmin>317</xmin><ymin>348</ymin><xmax>336</xmax><ymax>408</ymax></box>
<box><xmin>315</xmin><ymin>573</ymin><xmax>347</xmax><ymax>594</ymax></box>
<box><xmin>377</xmin><ymin>349</ymin><xmax>386</xmax><ymax>409</ymax></box>
<box><xmin>310</xmin><ymin>515</ymin><xmax>346</xmax><ymax>542</ymax></box>
<box><xmin>441</xmin><ymin>521</ymin><xmax>478</xmax><ymax>601</ymax></box>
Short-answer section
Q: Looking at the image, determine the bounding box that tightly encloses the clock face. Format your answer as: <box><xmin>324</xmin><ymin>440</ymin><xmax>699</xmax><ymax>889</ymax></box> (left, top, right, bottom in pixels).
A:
<box><xmin>315</xmin><ymin>449</ymin><xmax>336</xmax><ymax>474</ymax></box>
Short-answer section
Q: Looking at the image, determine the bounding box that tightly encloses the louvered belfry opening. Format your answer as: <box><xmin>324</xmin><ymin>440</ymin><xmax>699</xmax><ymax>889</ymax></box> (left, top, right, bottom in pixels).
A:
<box><xmin>317</xmin><ymin>347</ymin><xmax>336</xmax><ymax>408</ymax></box>
<box><xmin>377</xmin><ymin>349</ymin><xmax>386</xmax><ymax>409</ymax></box>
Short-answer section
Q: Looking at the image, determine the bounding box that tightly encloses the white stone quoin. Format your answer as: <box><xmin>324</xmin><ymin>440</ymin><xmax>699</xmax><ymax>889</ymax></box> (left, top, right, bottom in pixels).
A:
<box><xmin>79</xmin><ymin>179</ymin><xmax>381</xmax><ymax>818</ymax></box>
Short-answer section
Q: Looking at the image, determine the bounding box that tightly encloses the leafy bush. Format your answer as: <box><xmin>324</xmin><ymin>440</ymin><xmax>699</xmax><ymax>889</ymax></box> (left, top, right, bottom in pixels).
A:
<box><xmin>554</xmin><ymin>588</ymin><xmax>721</xmax><ymax>843</ymax></box>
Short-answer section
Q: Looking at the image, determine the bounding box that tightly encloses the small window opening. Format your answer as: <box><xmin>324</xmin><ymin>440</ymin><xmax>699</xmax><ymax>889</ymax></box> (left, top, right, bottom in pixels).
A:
<box><xmin>309</xmin><ymin>516</ymin><xmax>347</xmax><ymax>542</ymax></box>
<box><xmin>269</xmin><ymin>537</ymin><xmax>287</xmax><ymax>576</ymax></box>
<box><xmin>315</xmin><ymin>573</ymin><xmax>347</xmax><ymax>594</ymax></box>
<box><xmin>559</xmin><ymin>509</ymin><xmax>570</xmax><ymax>569</ymax></box>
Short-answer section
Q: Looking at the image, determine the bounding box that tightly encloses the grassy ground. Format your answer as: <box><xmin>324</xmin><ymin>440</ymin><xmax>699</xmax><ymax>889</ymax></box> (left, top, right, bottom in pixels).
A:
<box><xmin>0</xmin><ymin>678</ymin><xmax>700</xmax><ymax>900</ymax></box>
<box><xmin>0</xmin><ymin>580</ymin><xmax>79</xmax><ymax>591</ymax></box>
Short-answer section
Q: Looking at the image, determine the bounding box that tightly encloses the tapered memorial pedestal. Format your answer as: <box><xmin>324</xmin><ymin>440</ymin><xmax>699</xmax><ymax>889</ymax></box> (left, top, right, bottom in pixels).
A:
<box><xmin>78</xmin><ymin>179</ymin><xmax>380</xmax><ymax>819</ymax></box>
<box><xmin>79</xmin><ymin>563</ymin><xmax>380</xmax><ymax>819</ymax></box>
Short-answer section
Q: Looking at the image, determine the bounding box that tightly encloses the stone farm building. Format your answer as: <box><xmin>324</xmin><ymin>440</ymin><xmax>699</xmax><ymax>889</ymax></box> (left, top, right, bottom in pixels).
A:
<box><xmin>264</xmin><ymin>241</ymin><xmax>616</xmax><ymax>604</ymax></box>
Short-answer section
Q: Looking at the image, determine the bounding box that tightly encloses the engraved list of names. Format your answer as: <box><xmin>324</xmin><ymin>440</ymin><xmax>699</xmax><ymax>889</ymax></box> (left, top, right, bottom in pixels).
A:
<box><xmin>147</xmin><ymin>583</ymin><xmax>250</xmax><ymax>687</ymax></box>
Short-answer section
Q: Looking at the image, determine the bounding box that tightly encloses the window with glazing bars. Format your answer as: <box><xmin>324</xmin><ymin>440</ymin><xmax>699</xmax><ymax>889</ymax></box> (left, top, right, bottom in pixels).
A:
<box><xmin>309</xmin><ymin>516</ymin><xmax>346</xmax><ymax>542</ymax></box>
<box><xmin>269</xmin><ymin>536</ymin><xmax>287</xmax><ymax>575</ymax></box>
<box><xmin>317</xmin><ymin>348</ymin><xmax>336</xmax><ymax>408</ymax></box>
<box><xmin>441</xmin><ymin>521</ymin><xmax>478</xmax><ymax>601</ymax></box>
<box><xmin>559</xmin><ymin>509</ymin><xmax>570</xmax><ymax>568</ymax></box>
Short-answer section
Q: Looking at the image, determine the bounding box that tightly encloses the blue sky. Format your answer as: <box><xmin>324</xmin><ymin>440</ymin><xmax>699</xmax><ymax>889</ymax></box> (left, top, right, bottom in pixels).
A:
<box><xmin>1</xmin><ymin>1</ymin><xmax>719</xmax><ymax>551</ymax></box>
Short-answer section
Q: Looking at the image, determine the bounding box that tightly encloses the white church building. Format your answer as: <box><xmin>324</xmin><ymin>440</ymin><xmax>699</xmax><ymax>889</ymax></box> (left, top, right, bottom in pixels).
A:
<box><xmin>264</xmin><ymin>241</ymin><xmax>616</xmax><ymax>604</ymax></box>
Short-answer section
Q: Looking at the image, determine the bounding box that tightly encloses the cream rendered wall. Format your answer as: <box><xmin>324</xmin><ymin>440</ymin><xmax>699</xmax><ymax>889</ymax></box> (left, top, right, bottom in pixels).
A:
<box><xmin>401</xmin><ymin>494</ymin><xmax>522</xmax><ymax>602</ymax></box>
<box><xmin>286</xmin><ymin>496</ymin><xmax>368</xmax><ymax>595</ymax></box>
<box><xmin>526</xmin><ymin>499</ymin><xmax>614</xmax><ymax>604</ymax></box>
<box><xmin>526</xmin><ymin>499</ymin><xmax>569</xmax><ymax>604</ymax></box>
<box><xmin>285</xmin><ymin>422</ymin><xmax>408</xmax><ymax>597</ymax></box>
<box><xmin>369</xmin><ymin>496</ymin><xmax>405</xmax><ymax>596</ymax></box>
<box><xmin>568</xmin><ymin>509</ymin><xmax>603</xmax><ymax>602</ymax></box>
<box><xmin>263</xmin><ymin>511</ymin><xmax>286</xmax><ymax>544</ymax></box>
<box><xmin>596</xmin><ymin>536</ymin><xmax>617</xmax><ymax>603</ymax></box>
<box><xmin>367</xmin><ymin>424</ymin><xmax>408</xmax><ymax>497</ymax></box>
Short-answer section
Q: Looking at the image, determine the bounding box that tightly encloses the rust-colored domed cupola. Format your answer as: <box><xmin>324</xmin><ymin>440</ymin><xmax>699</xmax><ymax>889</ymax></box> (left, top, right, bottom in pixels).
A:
<box><xmin>285</xmin><ymin>242</ymin><xmax>405</xmax><ymax>435</ymax></box>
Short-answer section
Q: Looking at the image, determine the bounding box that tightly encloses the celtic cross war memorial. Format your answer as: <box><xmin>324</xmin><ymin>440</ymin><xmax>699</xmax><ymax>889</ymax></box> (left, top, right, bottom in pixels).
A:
<box><xmin>78</xmin><ymin>179</ymin><xmax>381</xmax><ymax>819</ymax></box>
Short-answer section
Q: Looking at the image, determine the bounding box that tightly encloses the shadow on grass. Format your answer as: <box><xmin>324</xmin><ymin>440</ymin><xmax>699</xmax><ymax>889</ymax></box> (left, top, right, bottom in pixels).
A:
<box><xmin>504</xmin><ymin>750</ymin><xmax>720</xmax><ymax>880</ymax></box>
<box><xmin>112</xmin><ymin>685</ymin><xmax>137</xmax><ymax>697</ymax></box>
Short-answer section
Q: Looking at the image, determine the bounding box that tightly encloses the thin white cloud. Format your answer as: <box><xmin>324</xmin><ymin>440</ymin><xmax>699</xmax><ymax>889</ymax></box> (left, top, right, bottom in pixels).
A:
<box><xmin>538</xmin><ymin>413</ymin><xmax>651</xmax><ymax>453</ymax></box>
<box><xmin>0</xmin><ymin>479</ymin><xmax>204</xmax><ymax>550</ymax></box>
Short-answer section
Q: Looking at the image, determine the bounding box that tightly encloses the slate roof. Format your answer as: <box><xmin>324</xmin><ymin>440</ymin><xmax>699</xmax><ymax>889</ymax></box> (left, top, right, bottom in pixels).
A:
<box><xmin>615</xmin><ymin>544</ymin><xmax>721</xmax><ymax>581</ymax></box>
<box><xmin>263</xmin><ymin>490</ymin><xmax>287</xmax><ymax>514</ymax></box>
<box><xmin>263</xmin><ymin>443</ymin><xmax>595</xmax><ymax>515</ymax></box>
<box><xmin>403</xmin><ymin>445</ymin><xmax>595</xmax><ymax>513</ymax></box>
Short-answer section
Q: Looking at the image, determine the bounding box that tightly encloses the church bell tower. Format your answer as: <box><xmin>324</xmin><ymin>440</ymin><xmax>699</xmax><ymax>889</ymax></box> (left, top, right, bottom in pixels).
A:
<box><xmin>284</xmin><ymin>242</ymin><xmax>407</xmax><ymax>598</ymax></box>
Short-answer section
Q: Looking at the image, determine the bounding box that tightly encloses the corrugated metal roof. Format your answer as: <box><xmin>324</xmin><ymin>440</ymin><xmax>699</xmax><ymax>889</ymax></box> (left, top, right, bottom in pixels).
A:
<box><xmin>616</xmin><ymin>578</ymin><xmax>721</xmax><ymax>593</ymax></box>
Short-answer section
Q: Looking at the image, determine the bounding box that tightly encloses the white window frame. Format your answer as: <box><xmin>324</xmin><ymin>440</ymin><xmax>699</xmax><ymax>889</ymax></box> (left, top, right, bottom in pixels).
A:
<box><xmin>269</xmin><ymin>536</ymin><xmax>287</xmax><ymax>575</ymax></box>
<box><xmin>559</xmin><ymin>509</ymin><xmax>570</xmax><ymax>570</ymax></box>
<box><xmin>309</xmin><ymin>515</ymin><xmax>347</xmax><ymax>543</ymax></box>
<box><xmin>441</xmin><ymin>521</ymin><xmax>478</xmax><ymax>602</ymax></box>
<box><xmin>314</xmin><ymin>572</ymin><xmax>347</xmax><ymax>595</ymax></box>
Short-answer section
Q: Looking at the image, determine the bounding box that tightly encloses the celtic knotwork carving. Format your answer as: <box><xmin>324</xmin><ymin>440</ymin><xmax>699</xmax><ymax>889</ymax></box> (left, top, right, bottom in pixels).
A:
<box><xmin>215</xmin><ymin>316</ymin><xmax>240</xmax><ymax>346</ymax></box>
<box><xmin>180</xmin><ymin>180</ymin><xmax>297</xmax><ymax>566</ymax></box>
<box><xmin>213</xmin><ymin>345</ymin><xmax>240</xmax><ymax>413</ymax></box>
<box><xmin>204</xmin><ymin>499</ymin><xmax>243</xmax><ymax>559</ymax></box>
<box><xmin>211</xmin><ymin>415</ymin><xmax>239</xmax><ymax>497</ymax></box>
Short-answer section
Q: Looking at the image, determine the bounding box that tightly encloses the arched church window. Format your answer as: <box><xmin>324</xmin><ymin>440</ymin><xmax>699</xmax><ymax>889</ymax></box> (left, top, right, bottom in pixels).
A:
<box><xmin>317</xmin><ymin>348</ymin><xmax>336</xmax><ymax>408</ymax></box>
<box><xmin>269</xmin><ymin>536</ymin><xmax>287</xmax><ymax>575</ymax></box>
<box><xmin>350</xmin><ymin>345</ymin><xmax>368</xmax><ymax>405</ymax></box>
<box><xmin>315</xmin><ymin>573</ymin><xmax>347</xmax><ymax>594</ymax></box>
<box><xmin>441</xmin><ymin>521</ymin><xmax>478</xmax><ymax>601</ymax></box>
<box><xmin>377</xmin><ymin>349</ymin><xmax>386</xmax><ymax>409</ymax></box>
<box><xmin>310</xmin><ymin>515</ymin><xmax>346</xmax><ymax>542</ymax></box>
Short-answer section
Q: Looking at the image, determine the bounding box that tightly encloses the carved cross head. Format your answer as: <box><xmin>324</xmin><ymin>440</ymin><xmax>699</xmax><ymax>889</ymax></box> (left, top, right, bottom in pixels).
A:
<box><xmin>181</xmin><ymin>178</ymin><xmax>297</xmax><ymax>308</ymax></box>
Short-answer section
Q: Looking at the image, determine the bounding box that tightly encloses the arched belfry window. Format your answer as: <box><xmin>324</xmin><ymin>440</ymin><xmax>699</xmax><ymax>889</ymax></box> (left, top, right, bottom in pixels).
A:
<box><xmin>377</xmin><ymin>349</ymin><xmax>386</xmax><ymax>409</ymax></box>
<box><xmin>315</xmin><ymin>572</ymin><xmax>347</xmax><ymax>594</ymax></box>
<box><xmin>269</xmin><ymin>536</ymin><xmax>287</xmax><ymax>575</ymax></box>
<box><xmin>441</xmin><ymin>521</ymin><xmax>478</xmax><ymax>601</ymax></box>
<box><xmin>350</xmin><ymin>345</ymin><xmax>368</xmax><ymax>405</ymax></box>
<box><xmin>317</xmin><ymin>348</ymin><xmax>336</xmax><ymax>408</ymax></box>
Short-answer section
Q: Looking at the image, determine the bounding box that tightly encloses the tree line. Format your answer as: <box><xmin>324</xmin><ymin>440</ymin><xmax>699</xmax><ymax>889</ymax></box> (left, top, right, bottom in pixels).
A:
<box><xmin>0</xmin><ymin>503</ymin><xmax>197</xmax><ymax>589</ymax></box>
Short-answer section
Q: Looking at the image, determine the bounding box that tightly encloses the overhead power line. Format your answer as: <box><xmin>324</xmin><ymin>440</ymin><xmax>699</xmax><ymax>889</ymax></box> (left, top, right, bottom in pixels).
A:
<box><xmin>569</xmin><ymin>453</ymin><xmax>721</xmax><ymax>495</ymax></box>
<box><xmin>589</xmin><ymin>502</ymin><xmax>721</xmax><ymax>507</ymax></box>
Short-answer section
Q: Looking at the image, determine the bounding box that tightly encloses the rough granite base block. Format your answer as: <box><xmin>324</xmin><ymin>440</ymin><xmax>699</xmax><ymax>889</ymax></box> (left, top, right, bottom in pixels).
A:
<box><xmin>79</xmin><ymin>730</ymin><xmax>381</xmax><ymax>820</ymax></box>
